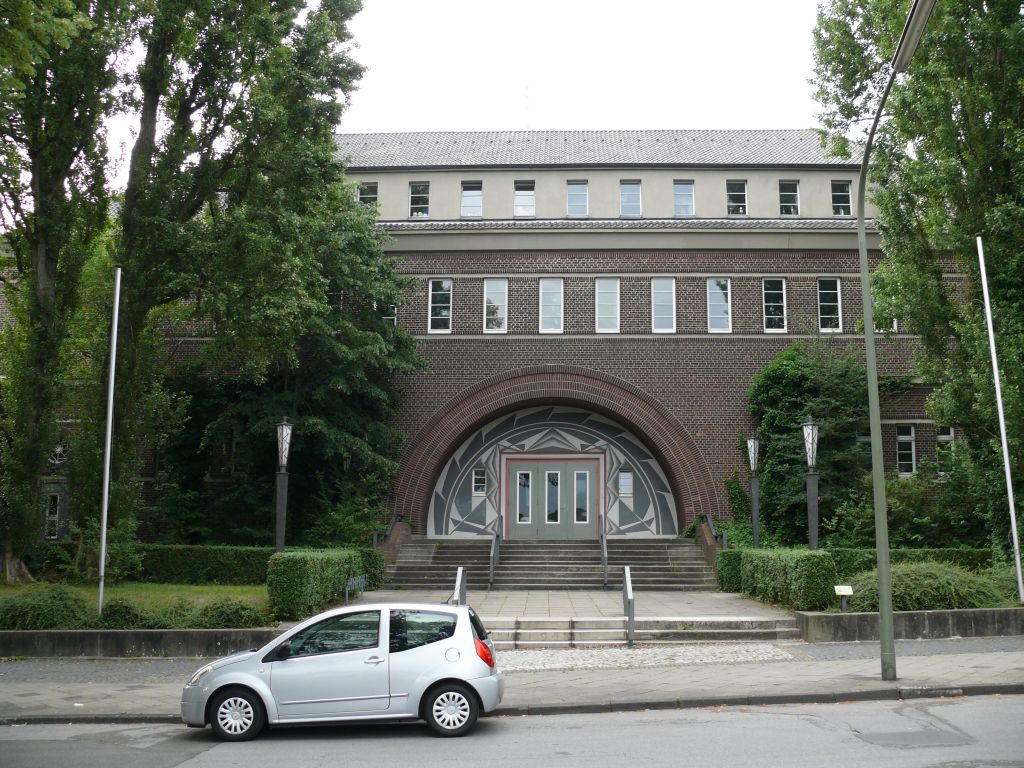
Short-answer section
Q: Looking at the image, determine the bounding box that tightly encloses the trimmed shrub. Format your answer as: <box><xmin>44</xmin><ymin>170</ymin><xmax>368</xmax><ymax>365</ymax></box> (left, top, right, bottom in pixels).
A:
<box><xmin>97</xmin><ymin>598</ymin><xmax>153</xmax><ymax>629</ymax></box>
<box><xmin>193</xmin><ymin>598</ymin><xmax>269</xmax><ymax>629</ymax></box>
<box><xmin>139</xmin><ymin>545</ymin><xmax>273</xmax><ymax>585</ymax></box>
<box><xmin>358</xmin><ymin>548</ymin><xmax>386</xmax><ymax>590</ymax></box>
<box><xmin>739</xmin><ymin>549</ymin><xmax>838</xmax><ymax>610</ymax></box>
<box><xmin>0</xmin><ymin>586</ymin><xmax>92</xmax><ymax>630</ymax></box>
<box><xmin>147</xmin><ymin>598</ymin><xmax>200</xmax><ymax>629</ymax></box>
<box><xmin>266</xmin><ymin>549</ymin><xmax>362</xmax><ymax>620</ymax></box>
<box><xmin>827</xmin><ymin>547</ymin><xmax>993</xmax><ymax>580</ymax></box>
<box><xmin>717</xmin><ymin>550</ymin><xmax>742</xmax><ymax>592</ymax></box>
<box><xmin>848</xmin><ymin>562</ymin><xmax>1007</xmax><ymax>612</ymax></box>
<box><xmin>986</xmin><ymin>567</ymin><xmax>1023</xmax><ymax>605</ymax></box>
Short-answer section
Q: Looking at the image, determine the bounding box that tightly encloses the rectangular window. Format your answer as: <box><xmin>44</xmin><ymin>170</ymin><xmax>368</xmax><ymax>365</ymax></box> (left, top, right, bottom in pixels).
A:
<box><xmin>574</xmin><ymin>471</ymin><xmax>589</xmax><ymax>523</ymax></box>
<box><xmin>409</xmin><ymin>182</ymin><xmax>429</xmax><ymax>217</ymax></box>
<box><xmin>620</xmin><ymin>180</ymin><xmax>642</xmax><ymax>217</ymax></box>
<box><xmin>472</xmin><ymin>468</ymin><xmax>486</xmax><ymax>495</ymax></box>
<box><xmin>428</xmin><ymin>278</ymin><xmax>452</xmax><ymax>333</ymax></box>
<box><xmin>595</xmin><ymin>277</ymin><xmax>620</xmax><ymax>333</ymax></box>
<box><xmin>707</xmin><ymin>278</ymin><xmax>732</xmax><ymax>333</ymax></box>
<box><xmin>514</xmin><ymin>180</ymin><xmax>535</xmax><ymax>217</ymax></box>
<box><xmin>936</xmin><ymin>426</ymin><xmax>954</xmax><ymax>474</ymax></box>
<box><xmin>818</xmin><ymin>278</ymin><xmax>842</xmax><ymax>333</ymax></box>
<box><xmin>726</xmin><ymin>181</ymin><xmax>747</xmax><ymax>215</ymax></box>
<box><xmin>357</xmin><ymin>182</ymin><xmax>378</xmax><ymax>205</ymax></box>
<box><xmin>673</xmin><ymin>181</ymin><xmax>695</xmax><ymax>216</ymax></box>
<box><xmin>651</xmin><ymin>277</ymin><xmax>676</xmax><ymax>333</ymax></box>
<box><xmin>762</xmin><ymin>278</ymin><xmax>787</xmax><ymax>332</ymax></box>
<box><xmin>618</xmin><ymin>470</ymin><xmax>633</xmax><ymax>496</ymax></box>
<box><xmin>546</xmin><ymin>471</ymin><xmax>560</xmax><ymax>523</ymax></box>
<box><xmin>539</xmin><ymin>278</ymin><xmax>563</xmax><ymax>333</ymax></box>
<box><xmin>896</xmin><ymin>425</ymin><xmax>916</xmax><ymax>476</ymax></box>
<box><xmin>483</xmin><ymin>278</ymin><xmax>508</xmax><ymax>333</ymax></box>
<box><xmin>45</xmin><ymin>493</ymin><xmax>60</xmax><ymax>540</ymax></box>
<box><xmin>567</xmin><ymin>181</ymin><xmax>588</xmax><ymax>216</ymax></box>
<box><xmin>461</xmin><ymin>181</ymin><xmax>482</xmax><ymax>217</ymax></box>
<box><xmin>381</xmin><ymin>304</ymin><xmax>397</xmax><ymax>325</ymax></box>
<box><xmin>779</xmin><ymin>180</ymin><xmax>800</xmax><ymax>216</ymax></box>
<box><xmin>517</xmin><ymin>471</ymin><xmax>531</xmax><ymax>523</ymax></box>
<box><xmin>832</xmin><ymin>181</ymin><xmax>852</xmax><ymax>216</ymax></box>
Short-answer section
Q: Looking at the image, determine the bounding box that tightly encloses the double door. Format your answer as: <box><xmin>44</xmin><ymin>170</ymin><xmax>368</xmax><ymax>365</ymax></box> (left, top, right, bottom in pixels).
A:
<box><xmin>506</xmin><ymin>458</ymin><xmax>600</xmax><ymax>540</ymax></box>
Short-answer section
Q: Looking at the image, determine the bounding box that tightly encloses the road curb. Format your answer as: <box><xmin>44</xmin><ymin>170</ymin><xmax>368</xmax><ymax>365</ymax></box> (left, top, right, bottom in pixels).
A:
<box><xmin>2</xmin><ymin>683</ymin><xmax>1021</xmax><ymax>726</ymax></box>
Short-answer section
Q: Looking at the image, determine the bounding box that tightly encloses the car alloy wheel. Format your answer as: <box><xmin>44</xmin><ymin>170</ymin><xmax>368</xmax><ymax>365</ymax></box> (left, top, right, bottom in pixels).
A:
<box><xmin>210</xmin><ymin>689</ymin><xmax>265</xmax><ymax>741</ymax></box>
<box><xmin>426</xmin><ymin>684</ymin><xmax>479</xmax><ymax>737</ymax></box>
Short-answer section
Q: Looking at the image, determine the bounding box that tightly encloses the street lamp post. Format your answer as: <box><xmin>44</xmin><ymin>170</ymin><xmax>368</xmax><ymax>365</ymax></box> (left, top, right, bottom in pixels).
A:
<box><xmin>802</xmin><ymin>417</ymin><xmax>819</xmax><ymax>550</ymax></box>
<box><xmin>856</xmin><ymin>0</ymin><xmax>936</xmax><ymax>682</ymax></box>
<box><xmin>747</xmin><ymin>437</ymin><xmax>761</xmax><ymax>549</ymax></box>
<box><xmin>275</xmin><ymin>417</ymin><xmax>293</xmax><ymax>553</ymax></box>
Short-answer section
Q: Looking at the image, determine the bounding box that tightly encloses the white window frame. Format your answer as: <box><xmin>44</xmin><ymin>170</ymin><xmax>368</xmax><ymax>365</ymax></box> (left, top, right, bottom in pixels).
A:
<box><xmin>538</xmin><ymin>278</ymin><xmax>564</xmax><ymax>334</ymax></box>
<box><xmin>673</xmin><ymin>180</ymin><xmax>695</xmax><ymax>217</ymax></box>
<box><xmin>779</xmin><ymin>180</ymin><xmax>800</xmax><ymax>216</ymax></box>
<box><xmin>483</xmin><ymin>278</ymin><xmax>508</xmax><ymax>334</ymax></box>
<box><xmin>726</xmin><ymin>180</ymin><xmax>747</xmax><ymax>216</ymax></box>
<box><xmin>517</xmin><ymin>471</ymin><xmax>531</xmax><ymax>523</ymax></box>
<box><xmin>514</xmin><ymin>180</ymin><xmax>536</xmax><ymax>217</ymax></box>
<box><xmin>936</xmin><ymin>426</ymin><xmax>955</xmax><ymax>474</ymax></box>
<box><xmin>896</xmin><ymin>425</ymin><xmax>916</xmax><ymax>477</ymax></box>
<box><xmin>619</xmin><ymin>180</ymin><xmax>642</xmax><ymax>217</ymax></box>
<box><xmin>427</xmin><ymin>278</ymin><xmax>453</xmax><ymax>334</ymax></box>
<box><xmin>651</xmin><ymin>277</ymin><xmax>676</xmax><ymax>333</ymax></box>
<box><xmin>44</xmin><ymin>492</ymin><xmax>60</xmax><ymax>540</ymax></box>
<box><xmin>594</xmin><ymin>277</ymin><xmax>620</xmax><ymax>333</ymax></box>
<box><xmin>566</xmin><ymin>180</ymin><xmax>588</xmax><ymax>217</ymax></box>
<box><xmin>618</xmin><ymin>470</ymin><xmax>633</xmax><ymax>496</ymax></box>
<box><xmin>545</xmin><ymin>470</ymin><xmax>560</xmax><ymax>524</ymax></box>
<box><xmin>409</xmin><ymin>181</ymin><xmax>429</xmax><ymax>218</ymax></box>
<box><xmin>574</xmin><ymin>471</ymin><xmax>589</xmax><ymax>524</ymax></box>
<box><xmin>357</xmin><ymin>182</ymin><xmax>378</xmax><ymax>205</ymax></box>
<box><xmin>707</xmin><ymin>277</ymin><xmax>732</xmax><ymax>333</ymax></box>
<box><xmin>817</xmin><ymin>278</ymin><xmax>843</xmax><ymax>333</ymax></box>
<box><xmin>762</xmin><ymin>277</ymin><xmax>787</xmax><ymax>333</ymax></box>
<box><xmin>831</xmin><ymin>180</ymin><xmax>853</xmax><ymax>216</ymax></box>
<box><xmin>472</xmin><ymin>468</ymin><xmax>487</xmax><ymax>496</ymax></box>
<box><xmin>460</xmin><ymin>181</ymin><xmax>482</xmax><ymax>217</ymax></box>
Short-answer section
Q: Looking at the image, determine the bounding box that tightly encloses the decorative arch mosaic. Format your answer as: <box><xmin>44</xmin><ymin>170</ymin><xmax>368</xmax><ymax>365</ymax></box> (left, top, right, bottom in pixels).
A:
<box><xmin>428</xmin><ymin>406</ymin><xmax>678</xmax><ymax>537</ymax></box>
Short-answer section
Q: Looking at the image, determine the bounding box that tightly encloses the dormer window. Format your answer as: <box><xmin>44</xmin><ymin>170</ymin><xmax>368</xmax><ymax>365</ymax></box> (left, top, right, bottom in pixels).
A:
<box><xmin>514</xmin><ymin>181</ymin><xmax>535</xmax><ymax>217</ymax></box>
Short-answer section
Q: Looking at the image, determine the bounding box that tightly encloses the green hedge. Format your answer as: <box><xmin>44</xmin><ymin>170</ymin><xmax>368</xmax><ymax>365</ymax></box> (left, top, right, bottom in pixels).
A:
<box><xmin>266</xmin><ymin>549</ymin><xmax>363</xmax><ymax>620</ymax></box>
<box><xmin>848</xmin><ymin>562</ymin><xmax>1008</xmax><ymax>611</ymax></box>
<box><xmin>738</xmin><ymin>549</ymin><xmax>838</xmax><ymax>610</ymax></box>
<box><xmin>0</xmin><ymin>586</ymin><xmax>269</xmax><ymax>630</ymax></box>
<box><xmin>716</xmin><ymin>550</ymin><xmax>743</xmax><ymax>592</ymax></box>
<box><xmin>139</xmin><ymin>545</ymin><xmax>274</xmax><ymax>584</ymax></box>
<box><xmin>358</xmin><ymin>548</ymin><xmax>386</xmax><ymax>589</ymax></box>
<box><xmin>827</xmin><ymin>547</ymin><xmax>993</xmax><ymax>580</ymax></box>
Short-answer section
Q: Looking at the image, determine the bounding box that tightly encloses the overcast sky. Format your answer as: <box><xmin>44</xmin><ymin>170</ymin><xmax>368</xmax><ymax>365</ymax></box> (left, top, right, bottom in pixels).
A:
<box><xmin>340</xmin><ymin>0</ymin><xmax>824</xmax><ymax>134</ymax></box>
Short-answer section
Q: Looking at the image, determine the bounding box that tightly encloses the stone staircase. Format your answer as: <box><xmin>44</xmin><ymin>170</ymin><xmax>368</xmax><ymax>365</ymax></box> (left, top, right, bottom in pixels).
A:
<box><xmin>484</xmin><ymin>616</ymin><xmax>801</xmax><ymax>649</ymax></box>
<box><xmin>387</xmin><ymin>538</ymin><xmax>718</xmax><ymax>591</ymax></box>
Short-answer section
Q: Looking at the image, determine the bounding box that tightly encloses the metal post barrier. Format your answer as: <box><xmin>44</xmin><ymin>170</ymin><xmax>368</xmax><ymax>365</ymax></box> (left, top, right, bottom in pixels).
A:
<box><xmin>600</xmin><ymin>527</ymin><xmax>609</xmax><ymax>589</ymax></box>
<box><xmin>489</xmin><ymin>514</ymin><xmax>502</xmax><ymax>588</ymax></box>
<box><xmin>449</xmin><ymin>566</ymin><xmax>467</xmax><ymax>606</ymax></box>
<box><xmin>622</xmin><ymin>566</ymin><xmax>635</xmax><ymax>647</ymax></box>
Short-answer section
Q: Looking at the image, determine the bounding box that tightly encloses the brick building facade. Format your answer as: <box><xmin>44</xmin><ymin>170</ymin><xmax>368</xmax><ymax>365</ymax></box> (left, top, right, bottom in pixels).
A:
<box><xmin>338</xmin><ymin>130</ymin><xmax>934</xmax><ymax>539</ymax></box>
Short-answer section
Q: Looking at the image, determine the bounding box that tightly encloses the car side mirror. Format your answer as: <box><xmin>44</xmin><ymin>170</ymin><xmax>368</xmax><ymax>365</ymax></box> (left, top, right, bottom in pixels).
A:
<box><xmin>274</xmin><ymin>644</ymin><xmax>292</xmax><ymax>660</ymax></box>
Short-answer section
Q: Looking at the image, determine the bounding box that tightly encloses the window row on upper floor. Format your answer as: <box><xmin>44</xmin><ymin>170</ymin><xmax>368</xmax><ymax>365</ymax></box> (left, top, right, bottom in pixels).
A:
<box><xmin>424</xmin><ymin>276</ymin><xmax>878</xmax><ymax>335</ymax></box>
<box><xmin>357</xmin><ymin>178</ymin><xmax>856</xmax><ymax>220</ymax></box>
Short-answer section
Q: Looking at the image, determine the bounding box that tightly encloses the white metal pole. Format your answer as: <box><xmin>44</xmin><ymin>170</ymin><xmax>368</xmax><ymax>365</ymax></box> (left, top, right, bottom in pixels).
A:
<box><xmin>976</xmin><ymin>237</ymin><xmax>1024</xmax><ymax>602</ymax></box>
<box><xmin>98</xmin><ymin>266</ymin><xmax>122</xmax><ymax>615</ymax></box>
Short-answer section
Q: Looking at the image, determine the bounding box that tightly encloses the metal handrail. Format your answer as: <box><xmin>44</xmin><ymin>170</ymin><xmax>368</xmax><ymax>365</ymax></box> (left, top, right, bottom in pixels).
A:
<box><xmin>622</xmin><ymin>565</ymin><xmax>635</xmax><ymax>647</ymax></box>
<box><xmin>448</xmin><ymin>566</ymin><xmax>467</xmax><ymax>606</ymax></box>
<box><xmin>489</xmin><ymin>514</ymin><xmax>502</xmax><ymax>588</ymax></box>
<box><xmin>372</xmin><ymin>511</ymin><xmax>403</xmax><ymax>548</ymax></box>
<box><xmin>700</xmin><ymin>513</ymin><xmax>728</xmax><ymax>550</ymax></box>
<box><xmin>600</xmin><ymin>527</ymin><xmax>609</xmax><ymax>589</ymax></box>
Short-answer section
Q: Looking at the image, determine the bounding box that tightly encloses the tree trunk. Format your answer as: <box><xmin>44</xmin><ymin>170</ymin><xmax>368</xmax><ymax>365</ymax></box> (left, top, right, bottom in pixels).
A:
<box><xmin>2</xmin><ymin>538</ymin><xmax>36</xmax><ymax>585</ymax></box>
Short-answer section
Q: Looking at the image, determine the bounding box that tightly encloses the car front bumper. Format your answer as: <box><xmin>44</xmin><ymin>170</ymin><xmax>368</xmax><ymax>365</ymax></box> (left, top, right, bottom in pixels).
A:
<box><xmin>180</xmin><ymin>684</ymin><xmax>209</xmax><ymax>727</ymax></box>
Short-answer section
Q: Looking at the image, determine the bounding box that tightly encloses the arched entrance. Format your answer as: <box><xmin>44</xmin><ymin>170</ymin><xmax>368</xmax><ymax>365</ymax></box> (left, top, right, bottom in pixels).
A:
<box><xmin>391</xmin><ymin>366</ymin><xmax>720</xmax><ymax>534</ymax></box>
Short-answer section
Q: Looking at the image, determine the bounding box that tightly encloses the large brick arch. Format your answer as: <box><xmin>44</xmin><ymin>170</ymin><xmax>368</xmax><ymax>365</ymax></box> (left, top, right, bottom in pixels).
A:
<box><xmin>392</xmin><ymin>365</ymin><xmax>721</xmax><ymax>533</ymax></box>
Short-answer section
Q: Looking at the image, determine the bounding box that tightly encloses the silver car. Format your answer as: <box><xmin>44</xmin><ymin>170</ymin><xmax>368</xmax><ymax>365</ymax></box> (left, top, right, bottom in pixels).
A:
<box><xmin>181</xmin><ymin>602</ymin><xmax>503</xmax><ymax>740</ymax></box>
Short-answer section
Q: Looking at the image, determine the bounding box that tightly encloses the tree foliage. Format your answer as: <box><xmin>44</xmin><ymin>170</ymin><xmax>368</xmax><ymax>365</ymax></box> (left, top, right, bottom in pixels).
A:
<box><xmin>747</xmin><ymin>341</ymin><xmax>869</xmax><ymax>545</ymax></box>
<box><xmin>812</xmin><ymin>0</ymin><xmax>1024</xmax><ymax>553</ymax></box>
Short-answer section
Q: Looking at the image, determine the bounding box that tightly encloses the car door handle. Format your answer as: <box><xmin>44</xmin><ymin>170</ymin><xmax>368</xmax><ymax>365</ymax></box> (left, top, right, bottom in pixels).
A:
<box><xmin>364</xmin><ymin>656</ymin><xmax>385</xmax><ymax>665</ymax></box>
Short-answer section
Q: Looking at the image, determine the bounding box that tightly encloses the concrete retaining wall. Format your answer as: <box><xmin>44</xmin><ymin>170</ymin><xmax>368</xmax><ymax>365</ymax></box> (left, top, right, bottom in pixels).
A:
<box><xmin>0</xmin><ymin>628</ymin><xmax>283</xmax><ymax>658</ymax></box>
<box><xmin>796</xmin><ymin>607</ymin><xmax>1024</xmax><ymax>643</ymax></box>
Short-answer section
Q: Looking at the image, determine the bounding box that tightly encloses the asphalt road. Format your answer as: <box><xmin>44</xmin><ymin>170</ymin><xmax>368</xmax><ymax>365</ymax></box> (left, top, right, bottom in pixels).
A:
<box><xmin>2</xmin><ymin>695</ymin><xmax>1022</xmax><ymax>768</ymax></box>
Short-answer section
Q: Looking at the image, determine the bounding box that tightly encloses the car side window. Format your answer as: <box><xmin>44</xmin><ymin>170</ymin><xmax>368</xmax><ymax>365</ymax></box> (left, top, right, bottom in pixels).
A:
<box><xmin>390</xmin><ymin>610</ymin><xmax>457</xmax><ymax>653</ymax></box>
<box><xmin>286</xmin><ymin>610</ymin><xmax>380</xmax><ymax>658</ymax></box>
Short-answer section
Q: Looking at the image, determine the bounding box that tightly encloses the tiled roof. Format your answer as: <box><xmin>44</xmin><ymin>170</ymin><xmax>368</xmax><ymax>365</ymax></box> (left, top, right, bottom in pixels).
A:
<box><xmin>336</xmin><ymin>130</ymin><xmax>857</xmax><ymax>170</ymax></box>
<box><xmin>378</xmin><ymin>218</ymin><xmax>869</xmax><ymax>232</ymax></box>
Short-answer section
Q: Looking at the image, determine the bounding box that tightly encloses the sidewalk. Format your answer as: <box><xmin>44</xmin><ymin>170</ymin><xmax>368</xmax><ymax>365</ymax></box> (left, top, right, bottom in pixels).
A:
<box><xmin>2</xmin><ymin>638</ymin><xmax>1022</xmax><ymax>723</ymax></box>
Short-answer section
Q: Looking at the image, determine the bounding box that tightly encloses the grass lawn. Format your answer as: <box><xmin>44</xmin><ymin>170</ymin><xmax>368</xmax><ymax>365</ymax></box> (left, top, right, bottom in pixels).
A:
<box><xmin>0</xmin><ymin>582</ymin><xmax>268</xmax><ymax>610</ymax></box>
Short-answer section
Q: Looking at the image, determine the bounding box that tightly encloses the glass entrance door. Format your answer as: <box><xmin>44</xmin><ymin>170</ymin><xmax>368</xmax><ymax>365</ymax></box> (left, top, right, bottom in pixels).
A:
<box><xmin>507</xmin><ymin>458</ymin><xmax>600</xmax><ymax>540</ymax></box>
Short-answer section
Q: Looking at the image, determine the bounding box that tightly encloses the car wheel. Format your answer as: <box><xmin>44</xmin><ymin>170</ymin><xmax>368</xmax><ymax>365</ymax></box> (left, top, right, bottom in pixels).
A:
<box><xmin>210</xmin><ymin>688</ymin><xmax>265</xmax><ymax>741</ymax></box>
<box><xmin>425</xmin><ymin>683</ymin><xmax>479</xmax><ymax>737</ymax></box>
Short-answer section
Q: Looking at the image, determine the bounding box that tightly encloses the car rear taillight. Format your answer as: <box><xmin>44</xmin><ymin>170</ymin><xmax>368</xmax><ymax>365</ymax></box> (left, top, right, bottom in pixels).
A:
<box><xmin>474</xmin><ymin>637</ymin><xmax>494</xmax><ymax>668</ymax></box>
